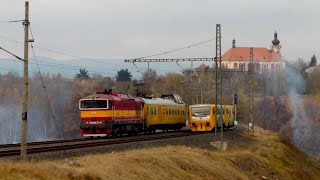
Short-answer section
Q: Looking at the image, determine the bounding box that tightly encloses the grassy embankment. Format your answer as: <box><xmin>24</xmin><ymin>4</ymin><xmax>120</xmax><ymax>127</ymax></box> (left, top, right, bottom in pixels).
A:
<box><xmin>0</xmin><ymin>127</ymin><xmax>319</xmax><ymax>180</ymax></box>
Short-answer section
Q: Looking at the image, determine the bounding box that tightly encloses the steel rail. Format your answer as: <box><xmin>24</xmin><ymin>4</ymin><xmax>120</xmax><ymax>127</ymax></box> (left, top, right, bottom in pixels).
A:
<box><xmin>0</xmin><ymin>132</ymin><xmax>197</xmax><ymax>157</ymax></box>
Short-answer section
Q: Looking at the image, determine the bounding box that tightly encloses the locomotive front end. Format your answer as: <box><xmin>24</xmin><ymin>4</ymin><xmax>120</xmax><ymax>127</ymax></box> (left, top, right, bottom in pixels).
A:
<box><xmin>79</xmin><ymin>97</ymin><xmax>113</xmax><ymax>137</ymax></box>
<box><xmin>189</xmin><ymin>104</ymin><xmax>214</xmax><ymax>131</ymax></box>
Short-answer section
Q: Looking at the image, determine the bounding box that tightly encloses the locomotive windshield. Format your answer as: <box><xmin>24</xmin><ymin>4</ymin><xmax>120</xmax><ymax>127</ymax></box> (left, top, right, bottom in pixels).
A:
<box><xmin>80</xmin><ymin>100</ymin><xmax>108</xmax><ymax>109</ymax></box>
<box><xmin>191</xmin><ymin>106</ymin><xmax>210</xmax><ymax>117</ymax></box>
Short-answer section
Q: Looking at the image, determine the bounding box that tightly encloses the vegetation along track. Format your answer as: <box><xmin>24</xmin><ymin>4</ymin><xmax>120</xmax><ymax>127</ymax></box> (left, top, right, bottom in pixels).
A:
<box><xmin>0</xmin><ymin>131</ymin><xmax>205</xmax><ymax>157</ymax></box>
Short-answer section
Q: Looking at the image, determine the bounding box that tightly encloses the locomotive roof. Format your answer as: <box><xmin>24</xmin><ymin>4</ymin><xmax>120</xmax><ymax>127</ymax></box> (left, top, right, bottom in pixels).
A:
<box><xmin>81</xmin><ymin>92</ymin><xmax>141</xmax><ymax>102</ymax></box>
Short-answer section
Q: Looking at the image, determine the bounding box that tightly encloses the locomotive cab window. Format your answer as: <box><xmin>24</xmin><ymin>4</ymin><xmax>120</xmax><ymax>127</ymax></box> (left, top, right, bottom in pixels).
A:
<box><xmin>191</xmin><ymin>106</ymin><xmax>210</xmax><ymax>117</ymax></box>
<box><xmin>80</xmin><ymin>100</ymin><xmax>109</xmax><ymax>109</ymax></box>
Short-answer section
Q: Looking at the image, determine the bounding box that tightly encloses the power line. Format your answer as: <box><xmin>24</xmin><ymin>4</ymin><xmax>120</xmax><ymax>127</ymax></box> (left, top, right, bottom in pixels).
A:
<box><xmin>0</xmin><ymin>58</ymin><xmax>118</xmax><ymax>76</ymax></box>
<box><xmin>0</xmin><ymin>33</ymin><xmax>128</xmax><ymax>68</ymax></box>
<box><xmin>0</xmin><ymin>19</ymin><xmax>24</xmax><ymax>23</ymax></box>
<box><xmin>131</xmin><ymin>38</ymin><xmax>216</xmax><ymax>60</ymax></box>
<box><xmin>0</xmin><ymin>47</ymin><xmax>24</xmax><ymax>61</ymax></box>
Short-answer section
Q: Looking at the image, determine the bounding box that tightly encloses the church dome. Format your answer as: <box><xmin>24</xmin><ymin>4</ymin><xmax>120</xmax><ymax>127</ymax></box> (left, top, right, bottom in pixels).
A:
<box><xmin>272</xmin><ymin>31</ymin><xmax>280</xmax><ymax>46</ymax></box>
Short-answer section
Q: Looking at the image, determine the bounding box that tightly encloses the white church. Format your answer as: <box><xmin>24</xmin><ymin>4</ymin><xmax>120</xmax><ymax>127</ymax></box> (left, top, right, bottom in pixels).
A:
<box><xmin>221</xmin><ymin>32</ymin><xmax>285</xmax><ymax>72</ymax></box>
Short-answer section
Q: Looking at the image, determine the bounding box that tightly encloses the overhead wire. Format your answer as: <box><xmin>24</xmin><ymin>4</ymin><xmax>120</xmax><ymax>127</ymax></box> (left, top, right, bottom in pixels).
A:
<box><xmin>0</xmin><ymin>58</ymin><xmax>118</xmax><ymax>77</ymax></box>
<box><xmin>0</xmin><ymin>19</ymin><xmax>24</xmax><ymax>23</ymax></box>
<box><xmin>29</xmin><ymin>25</ymin><xmax>68</xmax><ymax>158</ymax></box>
<box><xmin>132</xmin><ymin>38</ymin><xmax>216</xmax><ymax>60</ymax></box>
<box><xmin>128</xmin><ymin>37</ymin><xmax>215</xmax><ymax>74</ymax></box>
<box><xmin>1</xmin><ymin>30</ymin><xmax>214</xmax><ymax>78</ymax></box>
<box><xmin>0</xmin><ymin>33</ymin><xmax>129</xmax><ymax>68</ymax></box>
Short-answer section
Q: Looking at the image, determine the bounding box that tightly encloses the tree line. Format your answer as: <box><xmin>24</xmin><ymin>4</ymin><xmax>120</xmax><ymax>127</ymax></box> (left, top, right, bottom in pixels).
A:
<box><xmin>0</xmin><ymin>55</ymin><xmax>319</xmax><ymax>158</ymax></box>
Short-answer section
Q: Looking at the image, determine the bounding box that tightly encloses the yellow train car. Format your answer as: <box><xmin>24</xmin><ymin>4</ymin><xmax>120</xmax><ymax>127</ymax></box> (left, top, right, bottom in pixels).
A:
<box><xmin>224</xmin><ymin>105</ymin><xmax>235</xmax><ymax>130</ymax></box>
<box><xmin>189</xmin><ymin>104</ymin><xmax>235</xmax><ymax>132</ymax></box>
<box><xmin>141</xmin><ymin>94</ymin><xmax>186</xmax><ymax>132</ymax></box>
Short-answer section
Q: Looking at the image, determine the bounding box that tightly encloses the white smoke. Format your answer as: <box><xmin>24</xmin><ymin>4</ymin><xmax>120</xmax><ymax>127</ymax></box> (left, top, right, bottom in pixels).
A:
<box><xmin>0</xmin><ymin>104</ymin><xmax>54</xmax><ymax>144</ymax></box>
<box><xmin>285</xmin><ymin>63</ymin><xmax>310</xmax><ymax>152</ymax></box>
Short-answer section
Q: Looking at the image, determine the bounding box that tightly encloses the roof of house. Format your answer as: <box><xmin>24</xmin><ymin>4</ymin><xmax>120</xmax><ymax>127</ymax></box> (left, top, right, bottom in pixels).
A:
<box><xmin>197</xmin><ymin>63</ymin><xmax>209</xmax><ymax>69</ymax></box>
<box><xmin>221</xmin><ymin>47</ymin><xmax>284</xmax><ymax>62</ymax></box>
<box><xmin>306</xmin><ymin>65</ymin><xmax>320</xmax><ymax>74</ymax></box>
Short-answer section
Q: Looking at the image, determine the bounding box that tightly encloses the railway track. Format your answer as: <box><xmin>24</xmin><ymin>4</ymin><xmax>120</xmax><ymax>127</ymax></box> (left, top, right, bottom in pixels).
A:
<box><xmin>0</xmin><ymin>131</ymin><xmax>199</xmax><ymax>157</ymax></box>
<box><xmin>0</xmin><ymin>138</ymin><xmax>91</xmax><ymax>149</ymax></box>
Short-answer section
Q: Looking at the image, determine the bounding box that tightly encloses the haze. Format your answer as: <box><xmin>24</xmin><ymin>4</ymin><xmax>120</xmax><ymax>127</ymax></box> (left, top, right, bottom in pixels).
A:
<box><xmin>0</xmin><ymin>0</ymin><xmax>319</xmax><ymax>78</ymax></box>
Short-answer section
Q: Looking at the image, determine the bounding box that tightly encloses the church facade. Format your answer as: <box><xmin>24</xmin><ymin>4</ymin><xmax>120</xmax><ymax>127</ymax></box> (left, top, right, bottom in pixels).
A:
<box><xmin>221</xmin><ymin>32</ymin><xmax>285</xmax><ymax>72</ymax></box>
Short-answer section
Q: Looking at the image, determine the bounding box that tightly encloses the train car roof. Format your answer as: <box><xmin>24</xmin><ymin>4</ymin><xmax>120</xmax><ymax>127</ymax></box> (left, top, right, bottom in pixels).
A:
<box><xmin>190</xmin><ymin>104</ymin><xmax>233</xmax><ymax>107</ymax></box>
<box><xmin>141</xmin><ymin>97</ymin><xmax>184</xmax><ymax>105</ymax></box>
<box><xmin>189</xmin><ymin>104</ymin><xmax>211</xmax><ymax>107</ymax></box>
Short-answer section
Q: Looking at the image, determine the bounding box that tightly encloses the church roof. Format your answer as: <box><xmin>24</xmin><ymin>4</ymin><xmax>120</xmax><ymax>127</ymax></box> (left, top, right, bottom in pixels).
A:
<box><xmin>221</xmin><ymin>47</ymin><xmax>284</xmax><ymax>62</ymax></box>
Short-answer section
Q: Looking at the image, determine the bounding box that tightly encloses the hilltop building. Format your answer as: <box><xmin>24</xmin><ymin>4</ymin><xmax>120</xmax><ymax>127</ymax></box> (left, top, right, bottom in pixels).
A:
<box><xmin>221</xmin><ymin>32</ymin><xmax>285</xmax><ymax>72</ymax></box>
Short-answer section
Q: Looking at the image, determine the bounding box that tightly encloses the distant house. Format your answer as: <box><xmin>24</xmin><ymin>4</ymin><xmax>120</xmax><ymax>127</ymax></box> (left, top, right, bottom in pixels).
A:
<box><xmin>221</xmin><ymin>32</ymin><xmax>285</xmax><ymax>72</ymax></box>
<box><xmin>306</xmin><ymin>65</ymin><xmax>320</xmax><ymax>74</ymax></box>
<box><xmin>195</xmin><ymin>63</ymin><xmax>209</xmax><ymax>71</ymax></box>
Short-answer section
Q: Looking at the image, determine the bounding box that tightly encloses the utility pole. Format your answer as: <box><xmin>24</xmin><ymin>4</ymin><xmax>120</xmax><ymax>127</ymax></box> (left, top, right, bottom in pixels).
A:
<box><xmin>215</xmin><ymin>24</ymin><xmax>223</xmax><ymax>142</ymax></box>
<box><xmin>21</xmin><ymin>1</ymin><xmax>29</xmax><ymax>159</ymax></box>
<box><xmin>200</xmin><ymin>85</ymin><xmax>203</xmax><ymax>104</ymax></box>
<box><xmin>248</xmin><ymin>47</ymin><xmax>254</xmax><ymax>136</ymax></box>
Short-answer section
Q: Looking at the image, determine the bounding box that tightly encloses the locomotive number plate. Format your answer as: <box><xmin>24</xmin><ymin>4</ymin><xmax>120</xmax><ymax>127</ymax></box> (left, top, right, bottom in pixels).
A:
<box><xmin>89</xmin><ymin>122</ymin><xmax>99</xmax><ymax>124</ymax></box>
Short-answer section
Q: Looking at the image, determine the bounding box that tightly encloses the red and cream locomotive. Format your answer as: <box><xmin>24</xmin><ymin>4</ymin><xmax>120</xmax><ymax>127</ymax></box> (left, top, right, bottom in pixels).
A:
<box><xmin>79</xmin><ymin>89</ymin><xmax>186</xmax><ymax>137</ymax></box>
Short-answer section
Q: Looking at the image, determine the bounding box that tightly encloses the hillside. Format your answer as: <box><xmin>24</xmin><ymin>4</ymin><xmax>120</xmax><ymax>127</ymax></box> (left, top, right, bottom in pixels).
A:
<box><xmin>1</xmin><ymin>127</ymin><xmax>319</xmax><ymax>180</ymax></box>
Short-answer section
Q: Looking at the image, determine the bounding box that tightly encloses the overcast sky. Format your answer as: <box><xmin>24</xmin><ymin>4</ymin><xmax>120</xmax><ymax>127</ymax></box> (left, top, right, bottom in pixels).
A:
<box><xmin>0</xmin><ymin>0</ymin><xmax>319</xmax><ymax>77</ymax></box>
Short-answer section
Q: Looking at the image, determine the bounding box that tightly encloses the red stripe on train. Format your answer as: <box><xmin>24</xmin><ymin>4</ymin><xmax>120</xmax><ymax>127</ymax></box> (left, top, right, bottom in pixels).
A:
<box><xmin>81</xmin><ymin>116</ymin><xmax>142</xmax><ymax>121</ymax></box>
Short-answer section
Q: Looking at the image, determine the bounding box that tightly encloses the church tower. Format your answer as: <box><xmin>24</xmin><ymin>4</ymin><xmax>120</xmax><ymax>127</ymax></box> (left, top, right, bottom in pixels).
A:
<box><xmin>271</xmin><ymin>31</ymin><xmax>281</xmax><ymax>53</ymax></box>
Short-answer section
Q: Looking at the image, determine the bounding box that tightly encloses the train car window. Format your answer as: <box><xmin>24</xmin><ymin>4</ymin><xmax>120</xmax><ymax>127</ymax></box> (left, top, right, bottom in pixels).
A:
<box><xmin>80</xmin><ymin>100</ymin><xmax>108</xmax><ymax>109</ymax></box>
<box><xmin>150</xmin><ymin>106</ymin><xmax>153</xmax><ymax>115</ymax></box>
<box><xmin>147</xmin><ymin>106</ymin><xmax>148</xmax><ymax>113</ymax></box>
<box><xmin>191</xmin><ymin>106</ymin><xmax>210</xmax><ymax>117</ymax></box>
<box><xmin>154</xmin><ymin>106</ymin><xmax>157</xmax><ymax>115</ymax></box>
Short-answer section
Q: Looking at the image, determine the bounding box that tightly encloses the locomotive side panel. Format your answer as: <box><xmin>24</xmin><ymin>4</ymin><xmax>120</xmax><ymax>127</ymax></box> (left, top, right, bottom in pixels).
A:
<box><xmin>79</xmin><ymin>92</ymin><xmax>144</xmax><ymax>137</ymax></box>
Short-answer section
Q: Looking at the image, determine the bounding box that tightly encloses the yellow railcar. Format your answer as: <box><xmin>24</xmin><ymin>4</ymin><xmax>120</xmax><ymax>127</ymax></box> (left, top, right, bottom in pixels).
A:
<box><xmin>189</xmin><ymin>104</ymin><xmax>235</xmax><ymax>132</ymax></box>
<box><xmin>142</xmin><ymin>94</ymin><xmax>186</xmax><ymax>132</ymax></box>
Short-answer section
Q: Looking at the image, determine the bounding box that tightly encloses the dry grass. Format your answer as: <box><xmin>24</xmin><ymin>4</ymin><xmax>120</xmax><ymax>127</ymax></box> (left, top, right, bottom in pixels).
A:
<box><xmin>1</xmin><ymin>127</ymin><xmax>320</xmax><ymax>180</ymax></box>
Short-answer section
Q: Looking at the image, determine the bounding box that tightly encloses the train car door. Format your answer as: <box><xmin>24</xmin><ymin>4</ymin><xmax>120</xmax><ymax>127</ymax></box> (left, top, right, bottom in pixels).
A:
<box><xmin>144</xmin><ymin>105</ymin><xmax>149</xmax><ymax>127</ymax></box>
<box><xmin>160</xmin><ymin>106</ymin><xmax>165</xmax><ymax>124</ymax></box>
